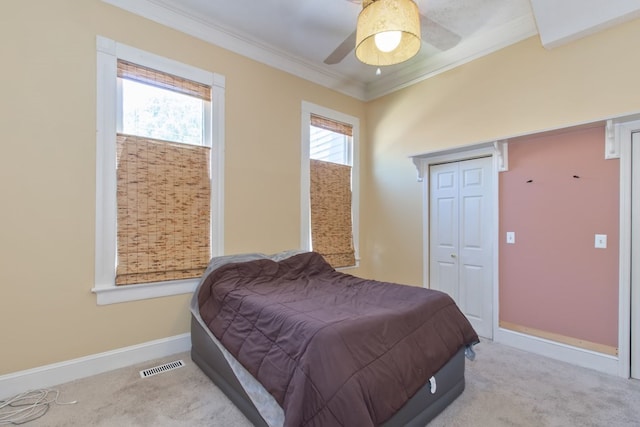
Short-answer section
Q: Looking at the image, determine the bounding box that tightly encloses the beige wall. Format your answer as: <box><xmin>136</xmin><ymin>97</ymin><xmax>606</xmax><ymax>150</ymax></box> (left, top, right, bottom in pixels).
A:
<box><xmin>361</xmin><ymin>19</ymin><xmax>640</xmax><ymax>287</ymax></box>
<box><xmin>0</xmin><ymin>1</ymin><xmax>364</xmax><ymax>374</ymax></box>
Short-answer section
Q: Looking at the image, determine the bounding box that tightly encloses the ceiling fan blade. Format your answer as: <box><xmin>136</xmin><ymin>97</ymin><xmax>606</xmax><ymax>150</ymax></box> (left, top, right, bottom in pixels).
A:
<box><xmin>324</xmin><ymin>30</ymin><xmax>357</xmax><ymax>64</ymax></box>
<box><xmin>420</xmin><ymin>15</ymin><xmax>461</xmax><ymax>51</ymax></box>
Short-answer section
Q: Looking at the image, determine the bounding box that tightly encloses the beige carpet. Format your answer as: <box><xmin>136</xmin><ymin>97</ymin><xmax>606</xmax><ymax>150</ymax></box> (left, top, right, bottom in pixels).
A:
<box><xmin>18</xmin><ymin>340</ymin><xmax>640</xmax><ymax>426</ymax></box>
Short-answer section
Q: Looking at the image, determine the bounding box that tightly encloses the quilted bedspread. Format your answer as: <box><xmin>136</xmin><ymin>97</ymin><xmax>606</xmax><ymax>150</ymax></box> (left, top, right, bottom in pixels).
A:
<box><xmin>197</xmin><ymin>252</ymin><xmax>478</xmax><ymax>427</ymax></box>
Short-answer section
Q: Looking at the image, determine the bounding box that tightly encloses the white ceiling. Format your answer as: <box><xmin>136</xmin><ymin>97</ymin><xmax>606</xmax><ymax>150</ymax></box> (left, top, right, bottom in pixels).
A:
<box><xmin>103</xmin><ymin>0</ymin><xmax>640</xmax><ymax>100</ymax></box>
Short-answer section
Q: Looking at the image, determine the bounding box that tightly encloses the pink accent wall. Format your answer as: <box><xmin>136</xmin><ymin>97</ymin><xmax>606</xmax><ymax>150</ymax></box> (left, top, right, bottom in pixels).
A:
<box><xmin>499</xmin><ymin>126</ymin><xmax>619</xmax><ymax>347</ymax></box>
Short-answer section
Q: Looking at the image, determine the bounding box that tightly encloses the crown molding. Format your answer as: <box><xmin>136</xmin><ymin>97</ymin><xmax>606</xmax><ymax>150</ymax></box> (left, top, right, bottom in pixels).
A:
<box><xmin>101</xmin><ymin>0</ymin><xmax>368</xmax><ymax>100</ymax></box>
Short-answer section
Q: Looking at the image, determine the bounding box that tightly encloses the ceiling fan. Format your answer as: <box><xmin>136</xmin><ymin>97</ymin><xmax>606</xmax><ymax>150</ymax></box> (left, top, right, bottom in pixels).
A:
<box><xmin>324</xmin><ymin>0</ymin><xmax>461</xmax><ymax>65</ymax></box>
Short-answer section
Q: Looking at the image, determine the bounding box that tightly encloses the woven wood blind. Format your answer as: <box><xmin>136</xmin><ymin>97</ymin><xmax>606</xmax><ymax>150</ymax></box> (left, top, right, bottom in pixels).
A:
<box><xmin>310</xmin><ymin>159</ymin><xmax>355</xmax><ymax>268</ymax></box>
<box><xmin>310</xmin><ymin>114</ymin><xmax>353</xmax><ymax>137</ymax></box>
<box><xmin>116</xmin><ymin>134</ymin><xmax>211</xmax><ymax>285</ymax></box>
<box><xmin>117</xmin><ymin>60</ymin><xmax>211</xmax><ymax>101</ymax></box>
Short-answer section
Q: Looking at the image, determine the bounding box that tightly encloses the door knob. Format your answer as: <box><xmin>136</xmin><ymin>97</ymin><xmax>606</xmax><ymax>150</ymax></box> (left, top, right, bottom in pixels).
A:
<box><xmin>450</xmin><ymin>254</ymin><xmax>457</xmax><ymax>258</ymax></box>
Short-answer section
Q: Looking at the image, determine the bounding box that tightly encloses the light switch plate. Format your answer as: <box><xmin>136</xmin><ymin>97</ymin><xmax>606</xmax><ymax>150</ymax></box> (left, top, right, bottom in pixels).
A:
<box><xmin>506</xmin><ymin>232</ymin><xmax>515</xmax><ymax>244</ymax></box>
<box><xmin>595</xmin><ymin>234</ymin><xmax>607</xmax><ymax>249</ymax></box>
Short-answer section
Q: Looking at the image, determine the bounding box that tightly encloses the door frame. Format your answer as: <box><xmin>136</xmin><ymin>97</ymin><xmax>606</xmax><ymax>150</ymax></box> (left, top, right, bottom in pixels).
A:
<box><xmin>619</xmin><ymin>119</ymin><xmax>640</xmax><ymax>379</ymax></box>
<box><xmin>412</xmin><ymin>142</ymin><xmax>504</xmax><ymax>340</ymax></box>
<box><xmin>631</xmin><ymin>130</ymin><xmax>640</xmax><ymax>379</ymax></box>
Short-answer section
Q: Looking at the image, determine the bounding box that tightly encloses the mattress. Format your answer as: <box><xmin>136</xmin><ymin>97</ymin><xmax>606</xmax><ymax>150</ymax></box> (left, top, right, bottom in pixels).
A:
<box><xmin>190</xmin><ymin>251</ymin><xmax>476</xmax><ymax>426</ymax></box>
<box><xmin>191</xmin><ymin>314</ymin><xmax>468</xmax><ymax>427</ymax></box>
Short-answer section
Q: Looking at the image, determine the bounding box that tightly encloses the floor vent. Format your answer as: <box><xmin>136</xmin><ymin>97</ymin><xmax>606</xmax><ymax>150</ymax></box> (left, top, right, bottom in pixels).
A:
<box><xmin>139</xmin><ymin>360</ymin><xmax>185</xmax><ymax>378</ymax></box>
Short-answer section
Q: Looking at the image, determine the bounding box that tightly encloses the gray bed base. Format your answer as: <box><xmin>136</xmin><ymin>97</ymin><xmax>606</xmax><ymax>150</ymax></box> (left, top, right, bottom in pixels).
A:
<box><xmin>191</xmin><ymin>315</ymin><xmax>466</xmax><ymax>427</ymax></box>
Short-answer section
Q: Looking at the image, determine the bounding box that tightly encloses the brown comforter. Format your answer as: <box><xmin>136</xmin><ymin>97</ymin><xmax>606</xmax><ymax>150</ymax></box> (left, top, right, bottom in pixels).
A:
<box><xmin>198</xmin><ymin>252</ymin><xmax>478</xmax><ymax>427</ymax></box>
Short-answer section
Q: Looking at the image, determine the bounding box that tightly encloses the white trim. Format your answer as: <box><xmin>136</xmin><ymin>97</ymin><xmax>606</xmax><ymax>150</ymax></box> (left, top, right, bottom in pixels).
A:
<box><xmin>301</xmin><ymin>101</ymin><xmax>360</xmax><ymax>265</ymax></box>
<box><xmin>618</xmin><ymin>122</ymin><xmax>632</xmax><ymax>378</ymax></box>
<box><xmin>300</xmin><ymin>107</ymin><xmax>311</xmax><ymax>252</ymax></box>
<box><xmin>631</xmin><ymin>131</ymin><xmax>640</xmax><ymax>379</ymax></box>
<box><xmin>491</xmin><ymin>154</ymin><xmax>502</xmax><ymax>341</ymax></box>
<box><xmin>95</xmin><ymin>36</ymin><xmax>118</xmax><ymax>292</ymax></box>
<box><xmin>0</xmin><ymin>334</ymin><xmax>191</xmax><ymax>400</ymax></box>
<box><xmin>211</xmin><ymin>74</ymin><xmax>226</xmax><ymax>257</ymax></box>
<box><xmin>94</xmin><ymin>36</ymin><xmax>225</xmax><ymax>305</ymax></box>
<box><xmin>605</xmin><ymin>119</ymin><xmax>621</xmax><ymax>159</ymax></box>
<box><xmin>494</xmin><ymin>141</ymin><xmax>509</xmax><ymax>171</ymax></box>
<box><xmin>494</xmin><ymin>328</ymin><xmax>619</xmax><ymax>376</ymax></box>
<box><xmin>92</xmin><ymin>278</ymin><xmax>199</xmax><ymax>305</ymax></box>
<box><xmin>617</xmin><ymin>120</ymin><xmax>640</xmax><ymax>378</ymax></box>
<box><xmin>419</xmin><ymin>174</ymin><xmax>430</xmax><ymax>288</ymax></box>
<box><xmin>411</xmin><ymin>142</ymin><xmax>498</xmax><ymax>180</ymax></box>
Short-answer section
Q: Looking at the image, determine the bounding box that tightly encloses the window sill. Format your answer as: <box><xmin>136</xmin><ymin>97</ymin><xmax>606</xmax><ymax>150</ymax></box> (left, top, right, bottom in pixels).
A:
<box><xmin>92</xmin><ymin>278</ymin><xmax>198</xmax><ymax>305</ymax></box>
<box><xmin>336</xmin><ymin>259</ymin><xmax>361</xmax><ymax>271</ymax></box>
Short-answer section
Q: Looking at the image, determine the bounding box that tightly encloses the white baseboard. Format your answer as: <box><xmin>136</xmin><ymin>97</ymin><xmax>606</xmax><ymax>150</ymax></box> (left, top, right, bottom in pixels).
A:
<box><xmin>0</xmin><ymin>333</ymin><xmax>191</xmax><ymax>400</ymax></box>
<box><xmin>494</xmin><ymin>327</ymin><xmax>621</xmax><ymax>377</ymax></box>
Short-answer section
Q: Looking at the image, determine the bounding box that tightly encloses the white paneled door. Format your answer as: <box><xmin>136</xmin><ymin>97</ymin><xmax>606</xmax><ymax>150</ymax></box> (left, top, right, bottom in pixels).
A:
<box><xmin>429</xmin><ymin>157</ymin><xmax>493</xmax><ymax>339</ymax></box>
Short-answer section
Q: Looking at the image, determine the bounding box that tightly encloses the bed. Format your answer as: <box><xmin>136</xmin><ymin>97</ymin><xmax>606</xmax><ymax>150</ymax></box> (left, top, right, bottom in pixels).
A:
<box><xmin>190</xmin><ymin>251</ymin><xmax>478</xmax><ymax>427</ymax></box>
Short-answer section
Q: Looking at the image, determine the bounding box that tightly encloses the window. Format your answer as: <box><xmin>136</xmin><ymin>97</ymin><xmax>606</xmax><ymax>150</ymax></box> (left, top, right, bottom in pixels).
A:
<box><xmin>301</xmin><ymin>102</ymin><xmax>359</xmax><ymax>268</ymax></box>
<box><xmin>120</xmin><ymin>72</ymin><xmax>205</xmax><ymax>145</ymax></box>
<box><xmin>115</xmin><ymin>60</ymin><xmax>212</xmax><ymax>286</ymax></box>
<box><xmin>94</xmin><ymin>36</ymin><xmax>225</xmax><ymax>304</ymax></box>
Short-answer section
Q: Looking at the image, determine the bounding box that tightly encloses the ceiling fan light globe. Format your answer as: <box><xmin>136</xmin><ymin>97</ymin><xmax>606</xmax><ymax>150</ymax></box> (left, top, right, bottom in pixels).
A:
<box><xmin>374</xmin><ymin>30</ymin><xmax>402</xmax><ymax>52</ymax></box>
<box><xmin>355</xmin><ymin>0</ymin><xmax>421</xmax><ymax>66</ymax></box>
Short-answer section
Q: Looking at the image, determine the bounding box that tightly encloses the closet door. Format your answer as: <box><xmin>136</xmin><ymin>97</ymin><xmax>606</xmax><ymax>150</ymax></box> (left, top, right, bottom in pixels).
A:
<box><xmin>430</xmin><ymin>162</ymin><xmax>460</xmax><ymax>301</ymax></box>
<box><xmin>430</xmin><ymin>157</ymin><xmax>493</xmax><ymax>338</ymax></box>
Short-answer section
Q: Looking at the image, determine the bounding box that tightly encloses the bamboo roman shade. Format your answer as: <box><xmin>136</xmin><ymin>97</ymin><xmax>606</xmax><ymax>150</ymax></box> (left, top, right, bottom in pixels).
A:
<box><xmin>310</xmin><ymin>159</ymin><xmax>355</xmax><ymax>268</ymax></box>
<box><xmin>115</xmin><ymin>134</ymin><xmax>211</xmax><ymax>285</ymax></box>
<box><xmin>117</xmin><ymin>60</ymin><xmax>211</xmax><ymax>101</ymax></box>
<box><xmin>310</xmin><ymin>114</ymin><xmax>353</xmax><ymax>137</ymax></box>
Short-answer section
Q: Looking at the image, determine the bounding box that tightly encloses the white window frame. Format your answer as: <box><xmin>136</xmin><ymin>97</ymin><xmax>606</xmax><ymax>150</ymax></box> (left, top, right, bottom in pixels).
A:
<box><xmin>300</xmin><ymin>101</ymin><xmax>360</xmax><ymax>267</ymax></box>
<box><xmin>94</xmin><ymin>36</ymin><xmax>225</xmax><ymax>305</ymax></box>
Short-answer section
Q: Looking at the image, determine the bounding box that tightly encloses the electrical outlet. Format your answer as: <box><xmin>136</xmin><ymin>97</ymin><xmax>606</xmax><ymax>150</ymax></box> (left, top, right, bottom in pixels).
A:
<box><xmin>595</xmin><ymin>234</ymin><xmax>607</xmax><ymax>249</ymax></box>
